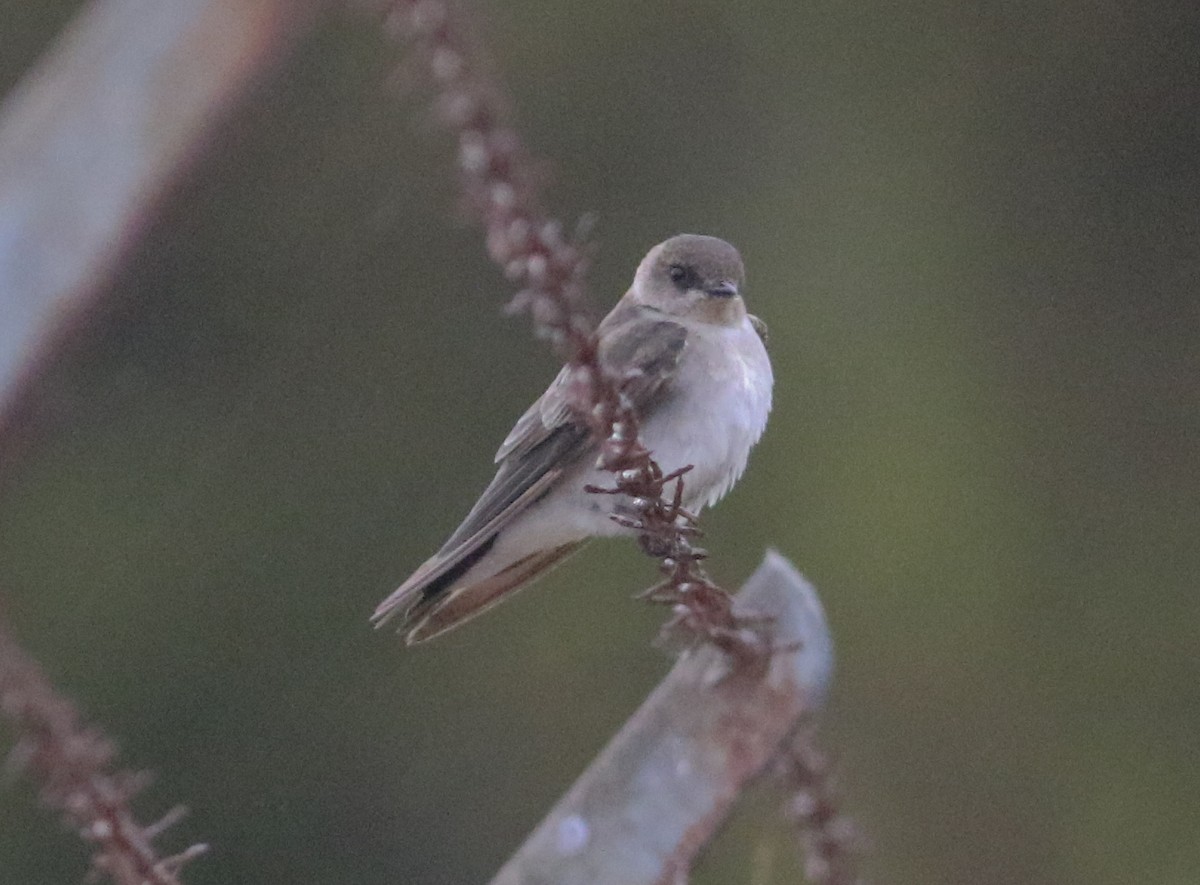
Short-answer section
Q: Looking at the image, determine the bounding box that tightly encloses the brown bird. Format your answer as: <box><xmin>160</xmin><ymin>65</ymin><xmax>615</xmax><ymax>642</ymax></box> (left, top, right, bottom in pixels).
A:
<box><xmin>373</xmin><ymin>234</ymin><xmax>773</xmax><ymax>643</ymax></box>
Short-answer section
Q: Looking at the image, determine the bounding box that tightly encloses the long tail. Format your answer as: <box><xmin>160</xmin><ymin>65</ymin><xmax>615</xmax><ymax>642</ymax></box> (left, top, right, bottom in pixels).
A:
<box><xmin>373</xmin><ymin>539</ymin><xmax>585</xmax><ymax>644</ymax></box>
<box><xmin>403</xmin><ymin>541</ymin><xmax>584</xmax><ymax>643</ymax></box>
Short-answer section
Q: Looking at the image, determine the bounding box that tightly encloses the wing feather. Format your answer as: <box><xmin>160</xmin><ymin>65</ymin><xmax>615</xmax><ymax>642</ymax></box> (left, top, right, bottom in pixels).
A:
<box><xmin>375</xmin><ymin>304</ymin><xmax>690</xmax><ymax>632</ymax></box>
<box><xmin>454</xmin><ymin>309</ymin><xmax>689</xmax><ymax>548</ymax></box>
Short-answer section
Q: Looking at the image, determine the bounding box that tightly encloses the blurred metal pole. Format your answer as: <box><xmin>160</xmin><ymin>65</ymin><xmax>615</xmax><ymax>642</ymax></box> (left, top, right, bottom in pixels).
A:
<box><xmin>490</xmin><ymin>551</ymin><xmax>835</xmax><ymax>885</ymax></box>
<box><xmin>0</xmin><ymin>0</ymin><xmax>326</xmax><ymax>447</ymax></box>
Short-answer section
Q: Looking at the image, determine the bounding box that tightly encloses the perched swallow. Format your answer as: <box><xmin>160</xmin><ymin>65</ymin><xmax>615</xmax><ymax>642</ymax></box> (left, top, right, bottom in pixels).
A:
<box><xmin>373</xmin><ymin>234</ymin><xmax>773</xmax><ymax>643</ymax></box>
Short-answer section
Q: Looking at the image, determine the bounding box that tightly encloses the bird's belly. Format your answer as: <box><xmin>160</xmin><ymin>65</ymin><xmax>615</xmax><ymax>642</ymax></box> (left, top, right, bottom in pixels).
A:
<box><xmin>639</xmin><ymin>336</ymin><xmax>772</xmax><ymax>509</ymax></box>
<box><xmin>641</xmin><ymin>397</ymin><xmax>755</xmax><ymax>509</ymax></box>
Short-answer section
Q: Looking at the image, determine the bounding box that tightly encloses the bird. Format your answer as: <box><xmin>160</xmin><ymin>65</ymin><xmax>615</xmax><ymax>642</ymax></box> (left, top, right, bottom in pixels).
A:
<box><xmin>373</xmin><ymin>234</ymin><xmax>773</xmax><ymax>644</ymax></box>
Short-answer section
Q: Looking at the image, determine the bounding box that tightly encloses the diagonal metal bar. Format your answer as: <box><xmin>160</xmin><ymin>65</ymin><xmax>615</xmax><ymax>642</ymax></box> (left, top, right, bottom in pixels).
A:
<box><xmin>0</xmin><ymin>0</ymin><xmax>326</xmax><ymax>447</ymax></box>
<box><xmin>489</xmin><ymin>551</ymin><xmax>835</xmax><ymax>885</ymax></box>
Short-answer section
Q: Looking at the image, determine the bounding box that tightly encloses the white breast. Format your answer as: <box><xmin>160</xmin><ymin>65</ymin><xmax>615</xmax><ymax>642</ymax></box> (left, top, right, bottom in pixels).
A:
<box><xmin>639</xmin><ymin>317</ymin><xmax>773</xmax><ymax>510</ymax></box>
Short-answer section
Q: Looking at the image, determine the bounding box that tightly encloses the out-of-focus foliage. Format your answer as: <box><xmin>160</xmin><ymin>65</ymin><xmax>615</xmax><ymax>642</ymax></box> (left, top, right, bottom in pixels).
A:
<box><xmin>1</xmin><ymin>2</ymin><xmax>1197</xmax><ymax>884</ymax></box>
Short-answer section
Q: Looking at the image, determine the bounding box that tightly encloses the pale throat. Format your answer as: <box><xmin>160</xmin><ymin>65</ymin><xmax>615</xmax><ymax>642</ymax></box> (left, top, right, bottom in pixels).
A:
<box><xmin>693</xmin><ymin>295</ymin><xmax>747</xmax><ymax>327</ymax></box>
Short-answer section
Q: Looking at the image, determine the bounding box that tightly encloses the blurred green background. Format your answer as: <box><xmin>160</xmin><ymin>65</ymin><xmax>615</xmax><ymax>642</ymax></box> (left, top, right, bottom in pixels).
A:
<box><xmin>1</xmin><ymin>1</ymin><xmax>1198</xmax><ymax>883</ymax></box>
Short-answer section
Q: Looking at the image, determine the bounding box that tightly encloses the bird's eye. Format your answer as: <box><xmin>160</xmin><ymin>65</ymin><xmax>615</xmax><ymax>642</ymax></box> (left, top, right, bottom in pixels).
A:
<box><xmin>668</xmin><ymin>263</ymin><xmax>692</xmax><ymax>288</ymax></box>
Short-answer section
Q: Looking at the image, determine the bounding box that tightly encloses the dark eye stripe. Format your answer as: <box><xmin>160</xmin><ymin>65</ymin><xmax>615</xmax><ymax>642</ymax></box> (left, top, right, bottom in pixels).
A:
<box><xmin>668</xmin><ymin>263</ymin><xmax>699</xmax><ymax>290</ymax></box>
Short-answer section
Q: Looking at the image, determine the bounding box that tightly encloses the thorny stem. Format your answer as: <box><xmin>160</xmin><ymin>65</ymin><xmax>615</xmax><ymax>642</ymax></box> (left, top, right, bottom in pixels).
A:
<box><xmin>0</xmin><ymin>623</ymin><xmax>207</xmax><ymax>885</ymax></box>
<box><xmin>375</xmin><ymin>0</ymin><xmax>768</xmax><ymax>662</ymax></box>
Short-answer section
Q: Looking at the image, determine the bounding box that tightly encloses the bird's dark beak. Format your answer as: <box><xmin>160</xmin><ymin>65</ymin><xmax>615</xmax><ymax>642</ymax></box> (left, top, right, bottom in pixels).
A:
<box><xmin>706</xmin><ymin>280</ymin><xmax>738</xmax><ymax>298</ymax></box>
